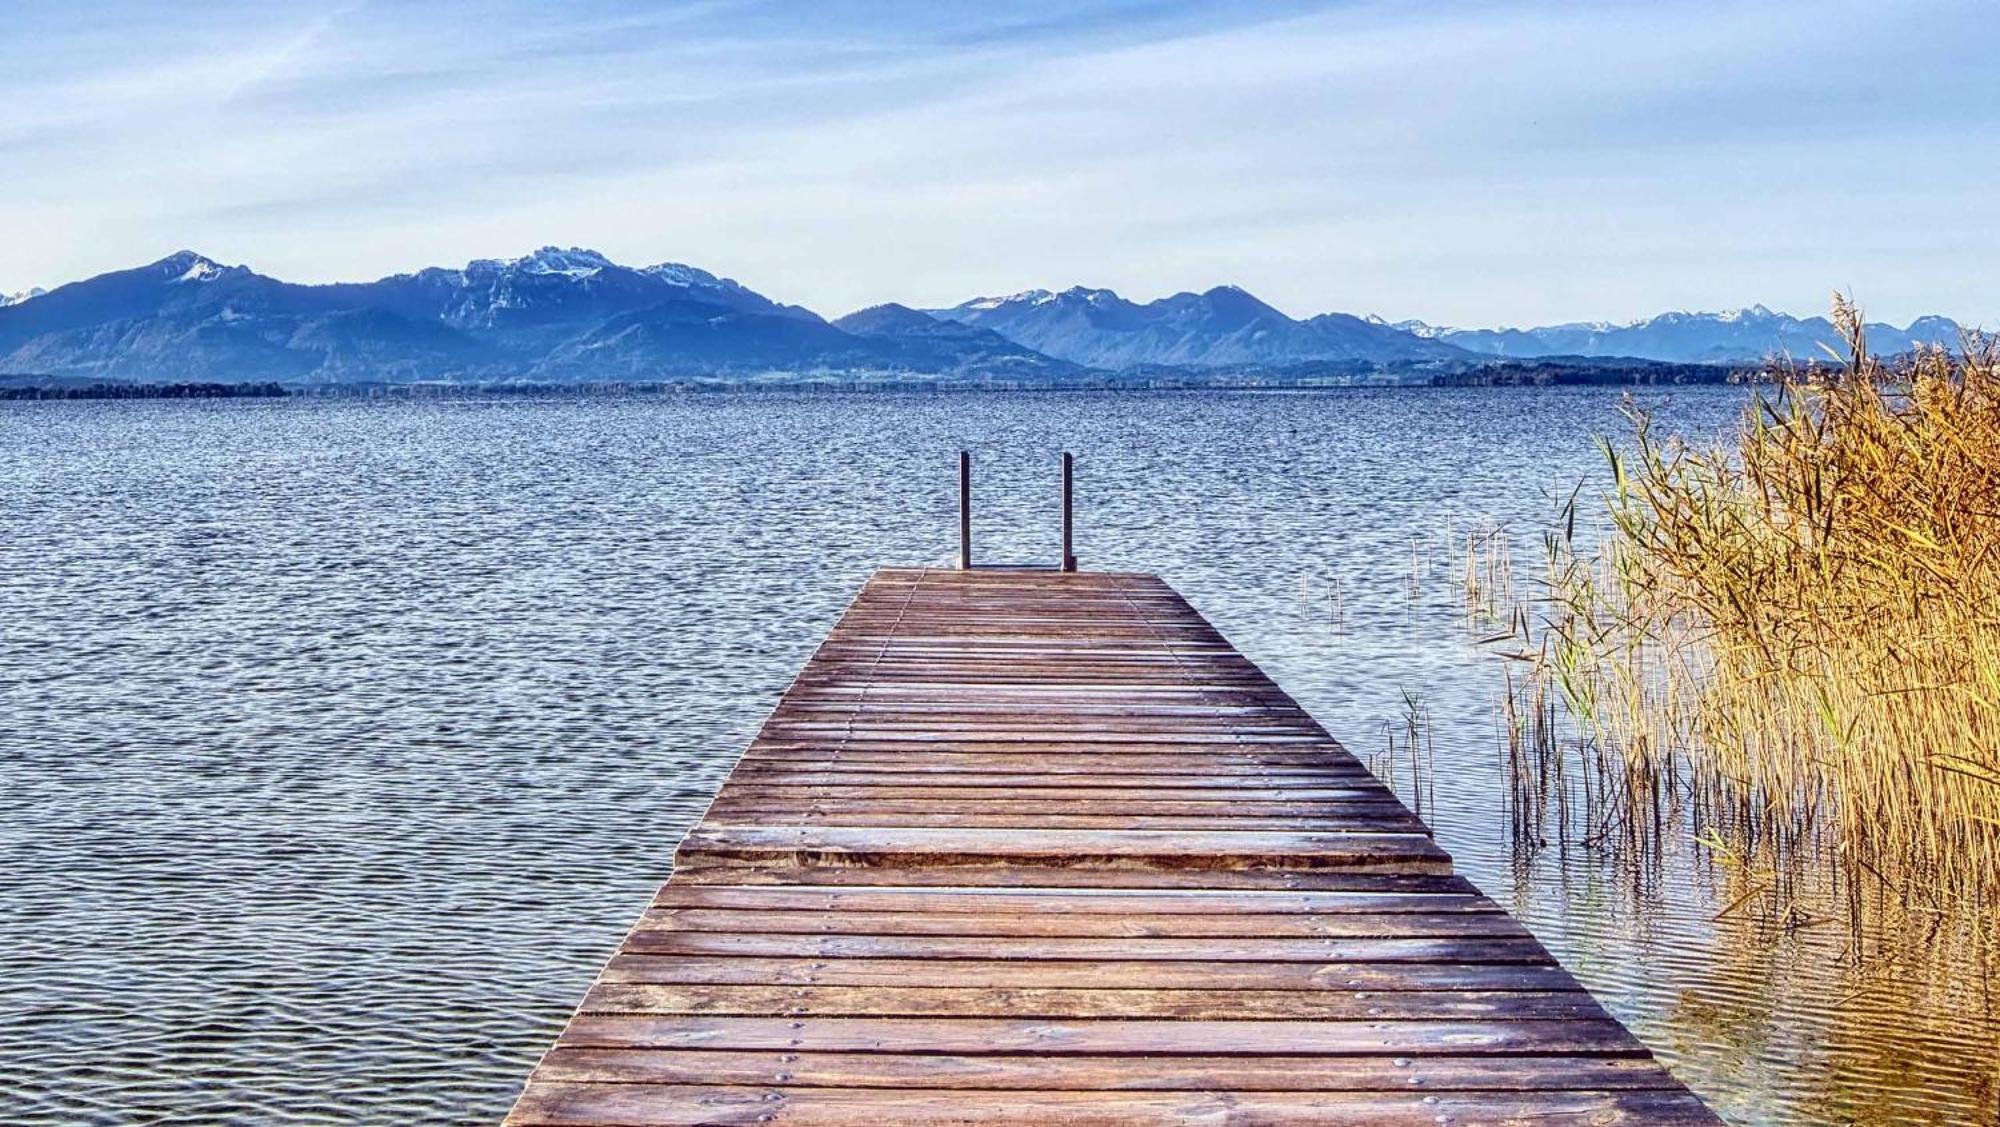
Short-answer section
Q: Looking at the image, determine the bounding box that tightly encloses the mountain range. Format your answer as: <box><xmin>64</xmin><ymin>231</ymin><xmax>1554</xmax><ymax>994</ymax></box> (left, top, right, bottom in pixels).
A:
<box><xmin>929</xmin><ymin>286</ymin><xmax>1463</xmax><ymax>368</ymax></box>
<box><xmin>0</xmin><ymin>249</ymin><xmax>1077</xmax><ymax>384</ymax></box>
<box><xmin>0</xmin><ymin>249</ymin><xmax>1973</xmax><ymax>383</ymax></box>
<box><xmin>1387</xmin><ymin>307</ymin><xmax>1966</xmax><ymax>365</ymax></box>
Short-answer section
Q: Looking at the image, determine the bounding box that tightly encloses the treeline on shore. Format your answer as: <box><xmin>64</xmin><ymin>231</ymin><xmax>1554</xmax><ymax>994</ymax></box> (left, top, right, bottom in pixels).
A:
<box><xmin>0</xmin><ymin>380</ymin><xmax>290</xmax><ymax>400</ymax></box>
<box><xmin>1428</xmin><ymin>360</ymin><xmax>1753</xmax><ymax>386</ymax></box>
<box><xmin>0</xmin><ymin>358</ymin><xmax>1760</xmax><ymax>399</ymax></box>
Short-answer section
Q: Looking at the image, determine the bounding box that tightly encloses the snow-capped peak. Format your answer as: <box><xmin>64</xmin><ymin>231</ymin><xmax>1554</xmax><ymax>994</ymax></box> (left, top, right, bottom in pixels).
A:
<box><xmin>641</xmin><ymin>261</ymin><xmax>729</xmax><ymax>289</ymax></box>
<box><xmin>466</xmin><ymin>246</ymin><xmax>616</xmax><ymax>279</ymax></box>
<box><xmin>0</xmin><ymin>286</ymin><xmax>46</xmax><ymax>307</ymax></box>
<box><xmin>518</xmin><ymin>246</ymin><xmax>613</xmax><ymax>277</ymax></box>
<box><xmin>156</xmin><ymin>250</ymin><xmax>232</xmax><ymax>283</ymax></box>
<box><xmin>1383</xmin><ymin>317</ymin><xmax>1453</xmax><ymax>338</ymax></box>
<box><xmin>1716</xmin><ymin>304</ymin><xmax>1778</xmax><ymax>323</ymax></box>
<box><xmin>963</xmin><ymin>289</ymin><xmax>1053</xmax><ymax>310</ymax></box>
<box><xmin>1058</xmin><ymin>286</ymin><xmax>1120</xmax><ymax>305</ymax></box>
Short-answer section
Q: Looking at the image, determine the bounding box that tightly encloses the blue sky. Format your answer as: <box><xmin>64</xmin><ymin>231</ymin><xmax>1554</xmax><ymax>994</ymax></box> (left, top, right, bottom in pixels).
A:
<box><xmin>2</xmin><ymin>0</ymin><xmax>1995</xmax><ymax>325</ymax></box>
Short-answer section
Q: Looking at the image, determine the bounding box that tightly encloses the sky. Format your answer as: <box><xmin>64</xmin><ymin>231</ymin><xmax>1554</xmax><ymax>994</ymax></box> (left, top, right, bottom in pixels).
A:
<box><xmin>2</xmin><ymin>0</ymin><xmax>1996</xmax><ymax>326</ymax></box>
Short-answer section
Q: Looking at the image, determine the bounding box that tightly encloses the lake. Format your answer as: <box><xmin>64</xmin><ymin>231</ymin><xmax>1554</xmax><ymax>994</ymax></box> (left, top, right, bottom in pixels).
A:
<box><xmin>2</xmin><ymin>388</ymin><xmax>1992</xmax><ymax>1125</ymax></box>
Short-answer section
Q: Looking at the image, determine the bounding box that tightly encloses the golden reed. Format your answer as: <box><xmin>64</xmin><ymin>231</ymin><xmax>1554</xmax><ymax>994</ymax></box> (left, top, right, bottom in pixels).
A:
<box><xmin>1482</xmin><ymin>298</ymin><xmax>2000</xmax><ymax>933</ymax></box>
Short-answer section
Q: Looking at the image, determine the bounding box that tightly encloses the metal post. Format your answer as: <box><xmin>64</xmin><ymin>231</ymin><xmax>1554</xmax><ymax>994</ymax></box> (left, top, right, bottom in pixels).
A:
<box><xmin>958</xmin><ymin>450</ymin><xmax>972</xmax><ymax>570</ymax></box>
<box><xmin>1060</xmin><ymin>452</ymin><xmax>1076</xmax><ymax>572</ymax></box>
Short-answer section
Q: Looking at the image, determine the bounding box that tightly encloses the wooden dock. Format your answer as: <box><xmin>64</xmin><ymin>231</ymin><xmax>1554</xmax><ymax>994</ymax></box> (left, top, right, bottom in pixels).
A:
<box><xmin>506</xmin><ymin>568</ymin><xmax>1719</xmax><ymax>1125</ymax></box>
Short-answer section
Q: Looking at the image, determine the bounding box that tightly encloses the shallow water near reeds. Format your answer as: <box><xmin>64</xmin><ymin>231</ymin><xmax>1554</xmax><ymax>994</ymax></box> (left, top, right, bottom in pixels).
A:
<box><xmin>2</xmin><ymin>388</ymin><xmax>1994</xmax><ymax>1125</ymax></box>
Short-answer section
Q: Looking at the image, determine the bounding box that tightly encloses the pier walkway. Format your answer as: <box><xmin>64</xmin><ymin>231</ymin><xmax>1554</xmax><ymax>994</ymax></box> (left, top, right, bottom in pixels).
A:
<box><xmin>506</xmin><ymin>567</ymin><xmax>1718</xmax><ymax>1125</ymax></box>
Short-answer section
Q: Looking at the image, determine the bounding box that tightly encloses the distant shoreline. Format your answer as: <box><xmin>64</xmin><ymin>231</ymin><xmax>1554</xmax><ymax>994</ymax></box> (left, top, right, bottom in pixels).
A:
<box><xmin>0</xmin><ymin>380</ymin><xmax>291</xmax><ymax>400</ymax></box>
<box><xmin>0</xmin><ymin>360</ymin><xmax>1762</xmax><ymax>400</ymax></box>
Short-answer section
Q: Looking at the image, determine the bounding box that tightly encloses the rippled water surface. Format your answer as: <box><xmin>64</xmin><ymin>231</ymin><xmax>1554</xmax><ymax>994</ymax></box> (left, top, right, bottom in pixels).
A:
<box><xmin>3</xmin><ymin>390</ymin><xmax>1995</xmax><ymax>1125</ymax></box>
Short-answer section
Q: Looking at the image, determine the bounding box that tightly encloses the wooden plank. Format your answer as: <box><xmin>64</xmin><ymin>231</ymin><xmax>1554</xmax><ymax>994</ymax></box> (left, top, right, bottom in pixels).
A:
<box><xmin>667</xmin><ymin>863</ymin><xmax>1482</xmax><ymax>891</ymax></box>
<box><xmin>647</xmin><ymin>886</ymin><xmax>1504</xmax><ymax>915</ymax></box>
<box><xmin>708</xmin><ymin>785</ymin><xmax>1395</xmax><ymax>802</ymax></box>
<box><xmin>558</xmin><ymin>1015</ymin><xmax>1649</xmax><ymax>1055</ymax></box>
<box><xmin>699</xmin><ymin>811</ymin><xmax>1432</xmax><ymax>833</ymax></box>
<box><xmin>599</xmin><ymin>955</ymin><xmax>1583</xmax><ymax>991</ymax></box>
<box><xmin>511</xmin><ymin>1085</ymin><xmax>1719</xmax><ymax>1126</ymax></box>
<box><xmin>529</xmin><ymin>1048</ymin><xmax>1688</xmax><ymax>1091</ymax></box>
<box><xmin>705</xmin><ymin>799</ymin><xmax>1417</xmax><ymax>820</ymax></box>
<box><xmin>635</xmin><ymin>907</ymin><xmax>1529</xmax><ymax>939</ymax></box>
<box><xmin>716</xmin><ymin>771</ymin><xmax>1374</xmax><ymax>788</ymax></box>
<box><xmin>578</xmin><ymin>984</ymin><xmax>1608</xmax><ymax>1020</ymax></box>
<box><xmin>705</xmin><ymin>798</ymin><xmax>1418</xmax><ymax>817</ymax></box>
<box><xmin>620</xmin><ymin>932</ymin><xmax>1557</xmax><ymax>963</ymax></box>
<box><xmin>736</xmin><ymin>750</ymin><xmax>1356</xmax><ymax>768</ymax></box>
<box><xmin>503</xmin><ymin>568</ymin><xmax>1716</xmax><ymax>1126</ymax></box>
<box><xmin>677</xmin><ymin>825</ymin><xmax>1453</xmax><ymax>874</ymax></box>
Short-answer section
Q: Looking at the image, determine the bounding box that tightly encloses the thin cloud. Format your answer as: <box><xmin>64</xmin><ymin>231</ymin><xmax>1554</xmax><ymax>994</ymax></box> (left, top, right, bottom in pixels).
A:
<box><xmin>1</xmin><ymin>0</ymin><xmax>1993</xmax><ymax>325</ymax></box>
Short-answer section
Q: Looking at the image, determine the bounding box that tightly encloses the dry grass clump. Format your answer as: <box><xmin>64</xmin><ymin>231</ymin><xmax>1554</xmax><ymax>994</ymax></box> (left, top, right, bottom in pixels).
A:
<box><xmin>1501</xmin><ymin>298</ymin><xmax>2000</xmax><ymax>919</ymax></box>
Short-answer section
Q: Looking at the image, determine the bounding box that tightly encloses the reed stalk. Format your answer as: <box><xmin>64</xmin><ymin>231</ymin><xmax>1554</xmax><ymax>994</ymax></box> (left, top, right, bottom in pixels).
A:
<box><xmin>1490</xmin><ymin>298</ymin><xmax>2000</xmax><ymax>930</ymax></box>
